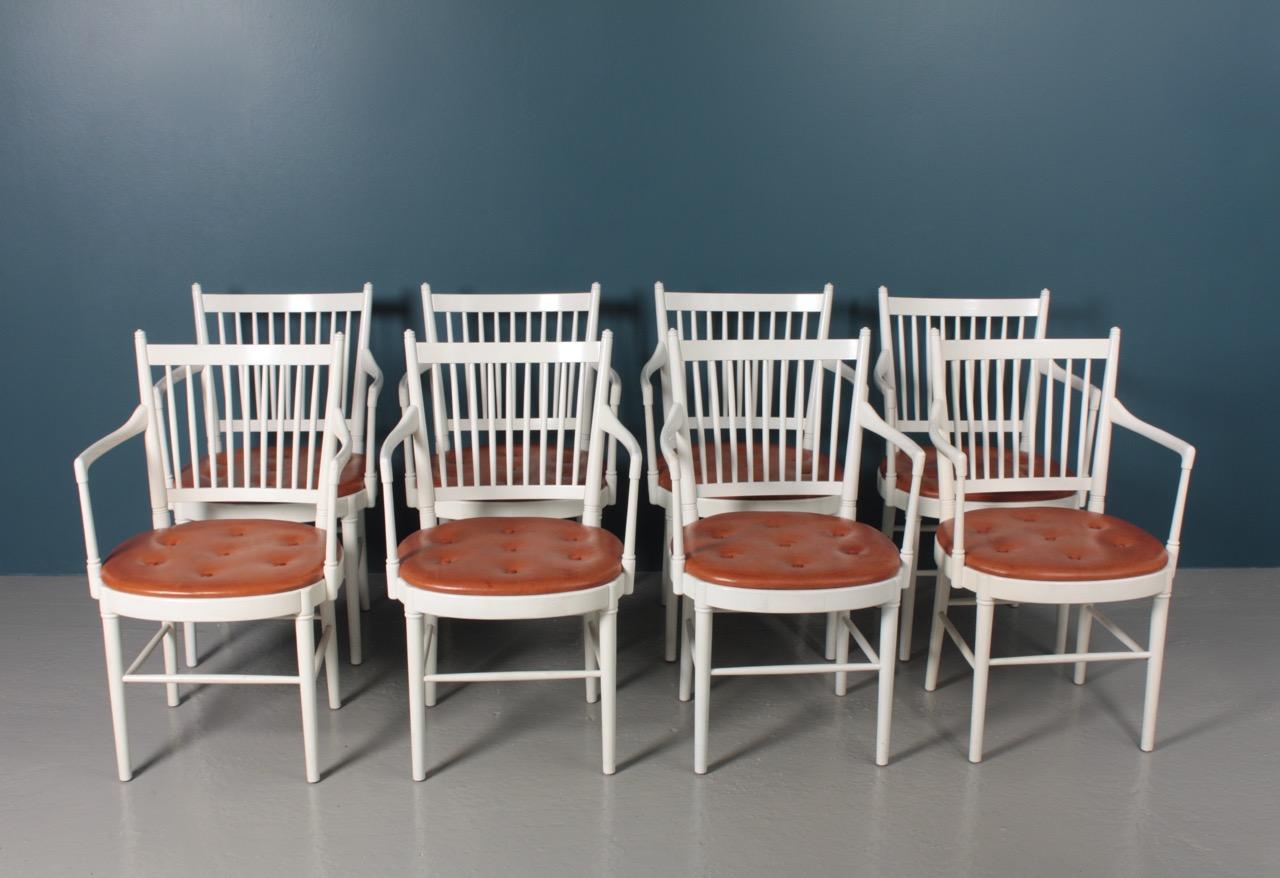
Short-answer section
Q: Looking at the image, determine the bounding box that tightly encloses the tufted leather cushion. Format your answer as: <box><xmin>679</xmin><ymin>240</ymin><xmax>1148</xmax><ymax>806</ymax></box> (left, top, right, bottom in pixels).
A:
<box><xmin>397</xmin><ymin>517</ymin><xmax>623</xmax><ymax>596</ymax></box>
<box><xmin>880</xmin><ymin>446</ymin><xmax>1076</xmax><ymax>503</ymax></box>
<box><xmin>181</xmin><ymin>448</ymin><xmax>366</xmax><ymax>497</ymax></box>
<box><xmin>432</xmin><ymin>444</ymin><xmax>606</xmax><ymax>489</ymax></box>
<box><xmin>936</xmin><ymin>507</ymin><xmax>1168</xmax><ymax>581</ymax></box>
<box><xmin>657</xmin><ymin>442</ymin><xmax>842</xmax><ymax>492</ymax></box>
<box><xmin>682</xmin><ymin>511</ymin><xmax>901</xmax><ymax>589</ymax></box>
<box><xmin>100</xmin><ymin>519</ymin><xmax>328</xmax><ymax>598</ymax></box>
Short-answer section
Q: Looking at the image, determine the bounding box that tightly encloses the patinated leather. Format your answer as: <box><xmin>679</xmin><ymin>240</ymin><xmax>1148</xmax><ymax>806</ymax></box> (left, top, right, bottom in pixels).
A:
<box><xmin>656</xmin><ymin>442</ymin><xmax>841</xmax><ymax>491</ymax></box>
<box><xmin>397</xmin><ymin>517</ymin><xmax>623</xmax><ymax>596</ymax></box>
<box><xmin>682</xmin><ymin>511</ymin><xmax>901</xmax><ymax>589</ymax></box>
<box><xmin>100</xmin><ymin>519</ymin><xmax>328</xmax><ymax>598</ymax></box>
<box><xmin>880</xmin><ymin>446</ymin><xmax>1077</xmax><ymax>502</ymax></box>
<box><xmin>936</xmin><ymin>507</ymin><xmax>1168</xmax><ymax>581</ymax></box>
<box><xmin>181</xmin><ymin>448</ymin><xmax>366</xmax><ymax>496</ymax></box>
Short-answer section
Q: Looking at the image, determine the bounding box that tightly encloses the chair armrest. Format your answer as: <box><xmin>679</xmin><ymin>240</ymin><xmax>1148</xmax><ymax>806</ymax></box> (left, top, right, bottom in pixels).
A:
<box><xmin>860</xmin><ymin>399</ymin><xmax>926</xmax><ymax>568</ymax></box>
<box><xmin>360</xmin><ymin>350</ymin><xmax>384</xmax><ymax>495</ymax></box>
<box><xmin>927</xmin><ymin>397</ymin><xmax>974</xmax><ymax>571</ymax></box>
<box><xmin>594</xmin><ymin>403</ymin><xmax>642</xmax><ymax>594</ymax></box>
<box><xmin>658</xmin><ymin>403</ymin><xmax>691</xmax><ymax>568</ymax></box>
<box><xmin>1109</xmin><ymin>399</ymin><xmax>1195</xmax><ymax>553</ymax></box>
<box><xmin>73</xmin><ymin>405</ymin><xmax>150</xmax><ymax>597</ymax></box>
<box><xmin>379</xmin><ymin>406</ymin><xmax>428</xmax><ymax>594</ymax></box>
<box><xmin>640</xmin><ymin>341</ymin><xmax>669</xmax><ymax>487</ymax></box>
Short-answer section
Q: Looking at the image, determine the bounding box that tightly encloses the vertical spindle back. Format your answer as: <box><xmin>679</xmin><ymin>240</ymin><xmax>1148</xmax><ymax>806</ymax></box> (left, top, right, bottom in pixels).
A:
<box><xmin>666</xmin><ymin>329</ymin><xmax>870</xmax><ymax>516</ymax></box>
<box><xmin>404</xmin><ymin>330</ymin><xmax>615</xmax><ymax>525</ymax></box>
<box><xmin>421</xmin><ymin>284</ymin><xmax>602</xmax><ymax>453</ymax></box>
<box><xmin>193</xmin><ymin>285</ymin><xmax>372</xmax><ymax>452</ymax></box>
<box><xmin>879</xmin><ymin>288</ymin><xmax>1050</xmax><ymax>436</ymax></box>
<box><xmin>135</xmin><ymin>332</ymin><xmax>346</xmax><ymax>515</ymax></box>
<box><xmin>927</xmin><ymin>328</ymin><xmax>1118</xmax><ymax>508</ymax></box>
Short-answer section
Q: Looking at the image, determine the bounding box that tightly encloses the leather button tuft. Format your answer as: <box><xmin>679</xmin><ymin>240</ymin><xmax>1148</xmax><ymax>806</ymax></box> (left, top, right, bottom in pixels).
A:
<box><xmin>101</xmin><ymin>519</ymin><xmax>328</xmax><ymax>598</ymax></box>
<box><xmin>936</xmin><ymin>508</ymin><xmax>1167</xmax><ymax>582</ymax></box>
<box><xmin>397</xmin><ymin>518</ymin><xmax>623</xmax><ymax>596</ymax></box>
<box><xmin>683</xmin><ymin>511</ymin><xmax>901</xmax><ymax>589</ymax></box>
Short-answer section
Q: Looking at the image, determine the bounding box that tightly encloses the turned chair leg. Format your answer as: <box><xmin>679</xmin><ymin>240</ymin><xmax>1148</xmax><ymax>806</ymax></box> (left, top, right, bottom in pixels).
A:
<box><xmin>405</xmin><ymin>612</ymin><xmax>427</xmax><ymax>781</ymax></box>
<box><xmin>341</xmin><ymin>514</ymin><xmax>363</xmax><ymax>665</ymax></box>
<box><xmin>161</xmin><ymin>621</ymin><xmax>180</xmax><ymax>707</ymax></box>
<box><xmin>1074</xmin><ymin>604</ymin><xmax>1095</xmax><ymax>685</ymax></box>
<box><xmin>320</xmin><ymin>600</ymin><xmax>341</xmax><ymax>710</ymax></box>
<box><xmin>678</xmin><ymin>596</ymin><xmax>694</xmax><ymax>702</ymax></box>
<box><xmin>599</xmin><ymin>608</ymin><xmax>618</xmax><ymax>775</ymax></box>
<box><xmin>1141</xmin><ymin>594</ymin><xmax>1172</xmax><ymax>752</ymax></box>
<box><xmin>693</xmin><ymin>605</ymin><xmax>713</xmax><ymax>775</ymax></box>
<box><xmin>183</xmin><ymin>622</ymin><xmax>198</xmax><ymax>668</ymax></box>
<box><xmin>924</xmin><ymin>567</ymin><xmax>952</xmax><ymax>692</ymax></box>
<box><xmin>876</xmin><ymin>601</ymin><xmax>900</xmax><ymax>766</ymax></box>
<box><xmin>101</xmin><ymin>613</ymin><xmax>132</xmax><ymax>782</ymax></box>
<box><xmin>968</xmin><ymin>597</ymin><xmax>996</xmax><ymax>764</ymax></box>
<box><xmin>584</xmin><ymin>614</ymin><xmax>599</xmax><ymax>703</ymax></box>
<box><xmin>295</xmin><ymin>610</ymin><xmax>320</xmax><ymax>783</ymax></box>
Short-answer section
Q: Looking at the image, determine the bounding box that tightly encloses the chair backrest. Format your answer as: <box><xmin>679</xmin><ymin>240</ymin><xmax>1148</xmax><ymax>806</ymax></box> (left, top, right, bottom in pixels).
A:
<box><xmin>926</xmin><ymin>327</ymin><xmax>1119</xmax><ymax>517</ymax></box>
<box><xmin>420</xmin><ymin>284</ymin><xmax>602</xmax><ymax>452</ymax></box>
<box><xmin>403</xmin><ymin>329</ymin><xmax>615</xmax><ymax>525</ymax></box>
<box><xmin>665</xmin><ymin>329</ymin><xmax>871</xmax><ymax>518</ymax></box>
<box><xmin>192</xmin><ymin>284</ymin><xmax>373</xmax><ymax>452</ymax></box>
<box><xmin>134</xmin><ymin>331</ymin><xmax>347</xmax><ymax>519</ymax></box>
<box><xmin>878</xmin><ymin>287</ymin><xmax>1050</xmax><ymax>435</ymax></box>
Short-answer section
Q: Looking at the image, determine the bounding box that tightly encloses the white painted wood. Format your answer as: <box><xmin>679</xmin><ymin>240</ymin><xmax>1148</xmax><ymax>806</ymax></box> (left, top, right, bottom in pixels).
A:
<box><xmin>661</xmin><ymin>328</ymin><xmax>926</xmax><ymax>772</ymax></box>
<box><xmin>923</xmin><ymin>327</ymin><xmax>1196</xmax><ymax>761</ymax></box>
<box><xmin>641</xmin><ymin>283</ymin><xmax>836</xmax><ymax>662</ymax></box>
<box><xmin>381</xmin><ymin>328</ymin><xmax>641</xmax><ymax>779</ymax></box>
<box><xmin>73</xmin><ymin>334</ymin><xmax>351</xmax><ymax>782</ymax></box>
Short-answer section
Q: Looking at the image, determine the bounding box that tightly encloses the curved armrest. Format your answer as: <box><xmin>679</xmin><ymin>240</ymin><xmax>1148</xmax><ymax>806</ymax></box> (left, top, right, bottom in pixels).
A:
<box><xmin>640</xmin><ymin>341</ymin><xmax>669</xmax><ymax>486</ymax></box>
<box><xmin>860</xmin><ymin>399</ymin><xmax>926</xmax><ymax>567</ymax></box>
<box><xmin>594</xmin><ymin>403</ymin><xmax>642</xmax><ymax>594</ymax></box>
<box><xmin>1109</xmin><ymin>399</ymin><xmax>1195</xmax><ymax>552</ymax></box>
<box><xmin>378</xmin><ymin>406</ymin><xmax>426</xmax><ymax>594</ymax></box>
<box><xmin>319</xmin><ymin>411</ymin><xmax>355</xmax><ymax>599</ymax></box>
<box><xmin>658</xmin><ymin>403</ymin><xmax>691</xmax><ymax>565</ymax></box>
<box><xmin>73</xmin><ymin>405</ymin><xmax>151</xmax><ymax>597</ymax></box>
<box><xmin>928</xmin><ymin>394</ymin><xmax>970</xmax><ymax>504</ymax></box>
<box><xmin>360</xmin><ymin>350</ymin><xmax>384</xmax><ymax>492</ymax></box>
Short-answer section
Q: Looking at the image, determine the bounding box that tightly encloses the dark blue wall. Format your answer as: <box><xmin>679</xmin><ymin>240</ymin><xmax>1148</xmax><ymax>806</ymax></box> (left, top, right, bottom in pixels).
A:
<box><xmin>2</xmin><ymin>1</ymin><xmax>1275</xmax><ymax>573</ymax></box>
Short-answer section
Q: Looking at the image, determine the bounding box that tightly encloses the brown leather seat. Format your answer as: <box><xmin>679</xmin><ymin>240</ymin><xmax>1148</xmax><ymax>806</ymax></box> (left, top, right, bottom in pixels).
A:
<box><xmin>432</xmin><ymin>444</ymin><xmax>606</xmax><ymax>489</ymax></box>
<box><xmin>100</xmin><ymin>519</ymin><xmax>328</xmax><ymax>598</ymax></box>
<box><xmin>181</xmin><ymin>448</ymin><xmax>367</xmax><ymax>497</ymax></box>
<box><xmin>880</xmin><ymin>446</ymin><xmax>1077</xmax><ymax>503</ymax></box>
<box><xmin>935</xmin><ymin>507</ymin><xmax>1168</xmax><ymax>581</ymax></box>
<box><xmin>656</xmin><ymin>442</ymin><xmax>842</xmax><ymax>492</ymax></box>
<box><xmin>398</xmin><ymin>517</ymin><xmax>623</xmax><ymax>596</ymax></box>
<box><xmin>682</xmin><ymin>511</ymin><xmax>901</xmax><ymax>589</ymax></box>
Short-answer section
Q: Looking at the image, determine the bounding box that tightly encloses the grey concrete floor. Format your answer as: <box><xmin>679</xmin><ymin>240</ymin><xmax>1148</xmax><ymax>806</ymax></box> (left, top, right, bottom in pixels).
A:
<box><xmin>1</xmin><ymin>570</ymin><xmax>1277</xmax><ymax>877</ymax></box>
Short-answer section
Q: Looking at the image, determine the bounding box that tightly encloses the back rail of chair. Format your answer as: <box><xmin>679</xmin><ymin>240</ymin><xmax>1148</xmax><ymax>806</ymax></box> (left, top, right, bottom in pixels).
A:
<box><xmin>930</xmin><ymin>332</ymin><xmax>1116</xmax><ymax>495</ymax></box>
<box><xmin>139</xmin><ymin>337</ymin><xmax>344</xmax><ymax>506</ymax></box>
<box><xmin>669</xmin><ymin>333</ymin><xmax>867</xmax><ymax>500</ymax></box>
<box><xmin>407</xmin><ymin>336</ymin><xmax>612</xmax><ymax>501</ymax></box>
<box><xmin>879</xmin><ymin>288</ymin><xmax>1050</xmax><ymax>434</ymax></box>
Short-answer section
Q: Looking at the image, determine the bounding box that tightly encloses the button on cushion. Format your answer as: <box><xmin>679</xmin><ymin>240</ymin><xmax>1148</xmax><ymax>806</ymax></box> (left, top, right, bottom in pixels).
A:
<box><xmin>100</xmin><ymin>519</ymin><xmax>328</xmax><ymax>598</ymax></box>
<box><xmin>432</xmin><ymin>444</ymin><xmax>607</xmax><ymax>489</ymax></box>
<box><xmin>880</xmin><ymin>446</ymin><xmax>1077</xmax><ymax>503</ymax></box>
<box><xmin>182</xmin><ymin>448</ymin><xmax>366</xmax><ymax>497</ymax></box>
<box><xmin>656</xmin><ymin>442</ymin><xmax>842</xmax><ymax>493</ymax></box>
<box><xmin>682</xmin><ymin>511</ymin><xmax>901</xmax><ymax>589</ymax></box>
<box><xmin>398</xmin><ymin>517</ymin><xmax>623</xmax><ymax>596</ymax></box>
<box><xmin>936</xmin><ymin>507</ymin><xmax>1168</xmax><ymax>581</ymax></box>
